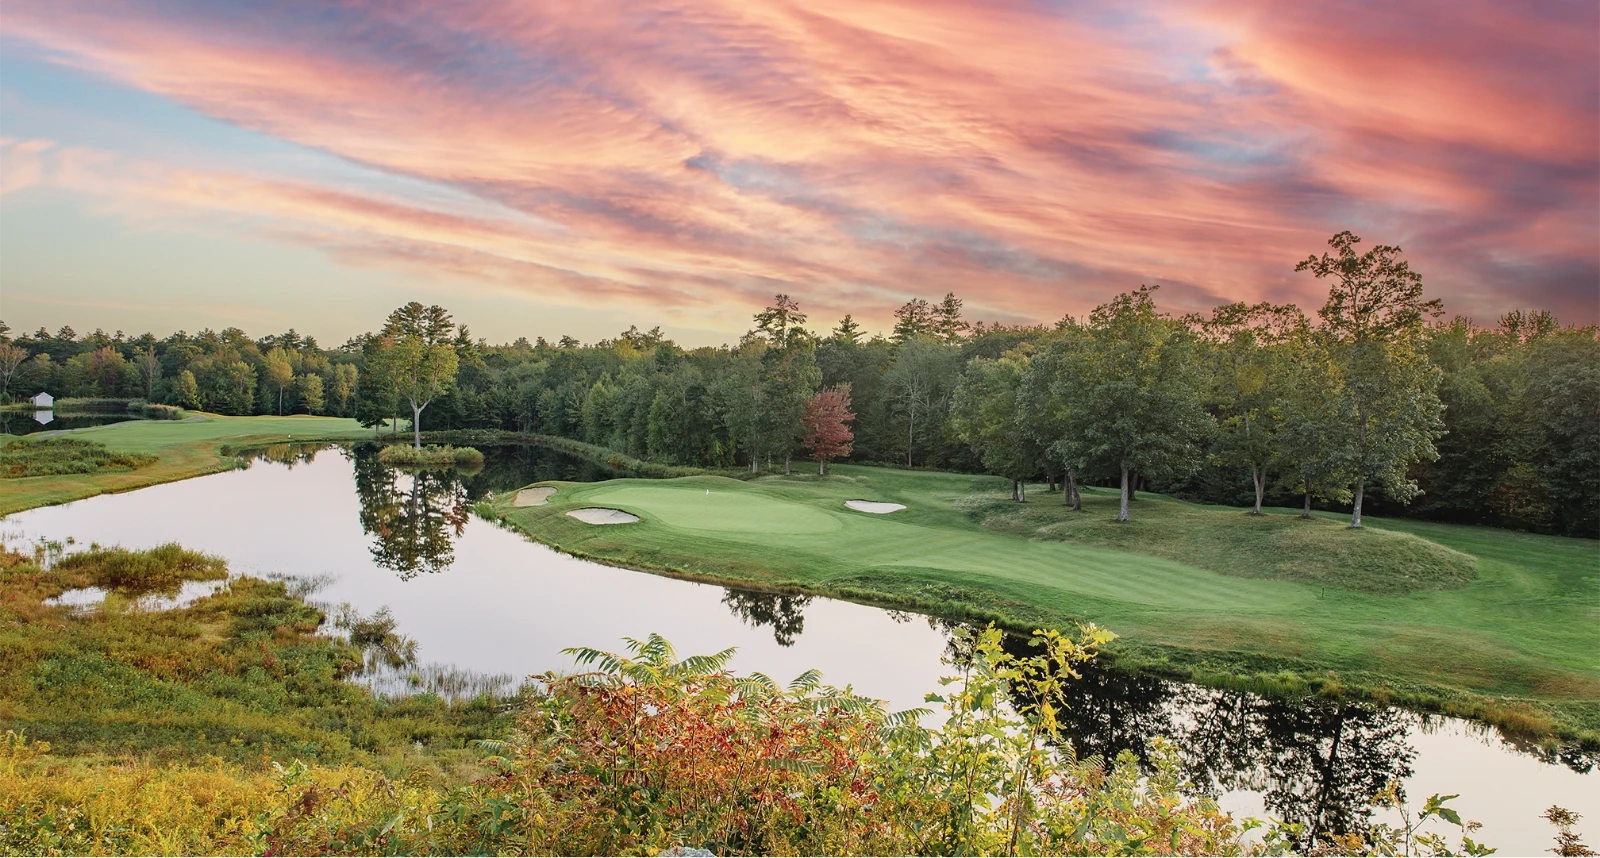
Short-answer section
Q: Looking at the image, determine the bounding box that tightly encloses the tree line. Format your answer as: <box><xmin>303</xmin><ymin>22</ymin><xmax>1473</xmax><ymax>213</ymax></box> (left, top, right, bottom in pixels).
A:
<box><xmin>2</xmin><ymin>232</ymin><xmax>1594</xmax><ymax>535</ymax></box>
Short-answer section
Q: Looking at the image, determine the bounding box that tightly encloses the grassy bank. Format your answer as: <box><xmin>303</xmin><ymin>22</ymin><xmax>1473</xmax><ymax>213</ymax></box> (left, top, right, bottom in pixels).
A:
<box><xmin>0</xmin><ymin>415</ymin><xmax>380</xmax><ymax>515</ymax></box>
<box><xmin>6</xmin><ymin>542</ymin><xmax>1525</xmax><ymax>856</ymax></box>
<box><xmin>488</xmin><ymin>465</ymin><xmax>1600</xmax><ymax>746</ymax></box>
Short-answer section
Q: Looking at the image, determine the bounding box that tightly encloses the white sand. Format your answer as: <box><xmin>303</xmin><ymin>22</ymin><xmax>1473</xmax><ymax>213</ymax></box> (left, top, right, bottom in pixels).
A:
<box><xmin>566</xmin><ymin>507</ymin><xmax>641</xmax><ymax>525</ymax></box>
<box><xmin>845</xmin><ymin>500</ymin><xmax>906</xmax><ymax>514</ymax></box>
<box><xmin>514</xmin><ymin>486</ymin><xmax>557</xmax><ymax>507</ymax></box>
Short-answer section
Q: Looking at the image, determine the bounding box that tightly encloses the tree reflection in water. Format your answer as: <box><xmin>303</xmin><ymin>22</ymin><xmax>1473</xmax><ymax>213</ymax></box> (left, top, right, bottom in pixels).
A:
<box><xmin>354</xmin><ymin>450</ymin><xmax>470</xmax><ymax>580</ymax></box>
<box><xmin>999</xmin><ymin>634</ymin><xmax>1416</xmax><ymax>849</ymax></box>
<box><xmin>721</xmin><ymin>589</ymin><xmax>812</xmax><ymax>646</ymax></box>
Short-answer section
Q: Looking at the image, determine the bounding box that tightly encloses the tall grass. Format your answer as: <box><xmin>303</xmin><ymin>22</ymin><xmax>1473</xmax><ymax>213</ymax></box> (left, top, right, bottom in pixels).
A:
<box><xmin>0</xmin><ymin>438</ymin><xmax>158</xmax><ymax>478</ymax></box>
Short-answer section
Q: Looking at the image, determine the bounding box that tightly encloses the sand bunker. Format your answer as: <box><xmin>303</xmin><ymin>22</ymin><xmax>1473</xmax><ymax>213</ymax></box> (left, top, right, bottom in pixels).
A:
<box><xmin>514</xmin><ymin>486</ymin><xmax>557</xmax><ymax>507</ymax></box>
<box><xmin>845</xmin><ymin>500</ymin><xmax>906</xmax><ymax>514</ymax></box>
<box><xmin>566</xmin><ymin>507</ymin><xmax>640</xmax><ymax>525</ymax></box>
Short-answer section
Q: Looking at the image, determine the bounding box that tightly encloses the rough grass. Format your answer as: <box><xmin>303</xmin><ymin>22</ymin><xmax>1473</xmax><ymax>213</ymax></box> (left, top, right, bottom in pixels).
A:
<box><xmin>54</xmin><ymin>543</ymin><xmax>227</xmax><ymax>594</ymax></box>
<box><xmin>0</xmin><ymin>438</ymin><xmax>157</xmax><ymax>478</ymax></box>
<box><xmin>376</xmin><ymin>444</ymin><xmax>485</xmax><ymax>468</ymax></box>
<box><xmin>0</xmin><ymin>415</ymin><xmax>378</xmax><ymax>514</ymax></box>
<box><xmin>970</xmin><ymin>490</ymin><xmax>1478</xmax><ymax>593</ymax></box>
<box><xmin>0</xmin><ymin>545</ymin><xmax>514</xmax><ymax>775</ymax></box>
<box><xmin>490</xmin><ymin>465</ymin><xmax>1600</xmax><ymax>744</ymax></box>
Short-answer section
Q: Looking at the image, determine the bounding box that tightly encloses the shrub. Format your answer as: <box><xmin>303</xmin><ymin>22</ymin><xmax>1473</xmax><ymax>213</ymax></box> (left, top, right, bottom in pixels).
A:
<box><xmin>54</xmin><ymin>543</ymin><xmax>227</xmax><ymax>593</ymax></box>
<box><xmin>0</xmin><ymin>438</ymin><xmax>158</xmax><ymax>478</ymax></box>
<box><xmin>376</xmin><ymin>444</ymin><xmax>485</xmax><ymax>468</ymax></box>
<box><xmin>127</xmin><ymin>401</ymin><xmax>185</xmax><ymax>420</ymax></box>
<box><xmin>52</xmin><ymin>397</ymin><xmax>136</xmax><ymax>412</ymax></box>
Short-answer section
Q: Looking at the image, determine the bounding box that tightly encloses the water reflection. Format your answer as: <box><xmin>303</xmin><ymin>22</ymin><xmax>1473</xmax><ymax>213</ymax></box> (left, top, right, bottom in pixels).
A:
<box><xmin>1001</xmin><ymin>637</ymin><xmax>1419</xmax><ymax>848</ymax></box>
<box><xmin>0</xmin><ymin>410</ymin><xmax>137</xmax><ymax>435</ymax></box>
<box><xmin>721</xmin><ymin>589</ymin><xmax>813</xmax><ymax>646</ymax></box>
<box><xmin>253</xmin><ymin>442</ymin><xmax>614</xmax><ymax>581</ymax></box>
<box><xmin>354</xmin><ymin>453</ymin><xmax>471</xmax><ymax>580</ymax></box>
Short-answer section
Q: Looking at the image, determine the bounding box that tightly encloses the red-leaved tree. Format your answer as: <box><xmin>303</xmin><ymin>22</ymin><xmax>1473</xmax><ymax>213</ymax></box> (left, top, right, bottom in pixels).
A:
<box><xmin>801</xmin><ymin>384</ymin><xmax>854</xmax><ymax>474</ymax></box>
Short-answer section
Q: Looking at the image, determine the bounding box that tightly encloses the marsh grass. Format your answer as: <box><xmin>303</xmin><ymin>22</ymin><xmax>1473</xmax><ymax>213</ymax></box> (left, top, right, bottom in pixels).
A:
<box><xmin>376</xmin><ymin>444</ymin><xmax>485</xmax><ymax>468</ymax></box>
<box><xmin>0</xmin><ymin>544</ymin><xmax>519</xmax><ymax>776</ymax></box>
<box><xmin>0</xmin><ymin>438</ymin><xmax>157</xmax><ymax>478</ymax></box>
<box><xmin>54</xmin><ymin>543</ymin><xmax>227</xmax><ymax>594</ymax></box>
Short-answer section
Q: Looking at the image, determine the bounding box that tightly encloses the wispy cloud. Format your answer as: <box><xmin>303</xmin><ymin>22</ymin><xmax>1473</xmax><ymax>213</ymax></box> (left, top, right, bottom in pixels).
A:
<box><xmin>4</xmin><ymin>0</ymin><xmax>1595</xmax><ymax>332</ymax></box>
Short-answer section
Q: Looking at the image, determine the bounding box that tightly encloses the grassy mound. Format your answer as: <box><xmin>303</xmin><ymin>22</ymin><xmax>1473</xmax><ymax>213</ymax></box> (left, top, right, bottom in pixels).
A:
<box><xmin>970</xmin><ymin>490</ymin><xmax>1478</xmax><ymax>594</ymax></box>
<box><xmin>0</xmin><ymin>438</ymin><xmax>157</xmax><ymax>478</ymax></box>
<box><xmin>376</xmin><ymin>444</ymin><xmax>484</xmax><ymax>468</ymax></box>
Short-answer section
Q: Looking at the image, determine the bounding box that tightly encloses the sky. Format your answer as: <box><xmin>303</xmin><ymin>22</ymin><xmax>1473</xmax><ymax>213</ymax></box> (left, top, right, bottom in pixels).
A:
<box><xmin>1</xmin><ymin>0</ymin><xmax>1596</xmax><ymax>346</ymax></box>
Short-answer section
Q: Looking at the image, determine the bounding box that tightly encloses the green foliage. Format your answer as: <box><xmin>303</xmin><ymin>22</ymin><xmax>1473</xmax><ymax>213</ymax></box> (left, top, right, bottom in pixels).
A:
<box><xmin>0</xmin><ymin>538</ymin><xmax>1547</xmax><ymax>857</ymax></box>
<box><xmin>949</xmin><ymin>353</ymin><xmax>1045</xmax><ymax>493</ymax></box>
<box><xmin>0</xmin><ymin>544</ymin><xmax>516</xmax><ymax>777</ymax></box>
<box><xmin>374</xmin><ymin>444</ymin><xmax>484</xmax><ymax>468</ymax></box>
<box><xmin>129</xmin><ymin>401</ymin><xmax>185</xmax><ymax>420</ymax></box>
<box><xmin>1044</xmin><ymin>286</ymin><xmax>1214</xmax><ymax>521</ymax></box>
<box><xmin>54</xmin><ymin>543</ymin><xmax>227</xmax><ymax>594</ymax></box>
<box><xmin>1297</xmin><ymin>231</ymin><xmax>1446</xmax><ymax>528</ymax></box>
<box><xmin>0</xmin><ymin>438</ymin><xmax>157</xmax><ymax>478</ymax></box>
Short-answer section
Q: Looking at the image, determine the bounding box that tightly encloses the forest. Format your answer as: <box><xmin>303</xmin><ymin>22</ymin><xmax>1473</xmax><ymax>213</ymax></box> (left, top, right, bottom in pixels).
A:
<box><xmin>3</xmin><ymin>232</ymin><xmax>1596</xmax><ymax>536</ymax></box>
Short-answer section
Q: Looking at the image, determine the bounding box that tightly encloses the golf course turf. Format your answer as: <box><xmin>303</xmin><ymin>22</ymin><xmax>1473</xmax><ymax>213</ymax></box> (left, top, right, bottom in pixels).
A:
<box><xmin>0</xmin><ymin>415</ymin><xmax>380</xmax><ymax>515</ymax></box>
<box><xmin>490</xmin><ymin>464</ymin><xmax>1600</xmax><ymax>746</ymax></box>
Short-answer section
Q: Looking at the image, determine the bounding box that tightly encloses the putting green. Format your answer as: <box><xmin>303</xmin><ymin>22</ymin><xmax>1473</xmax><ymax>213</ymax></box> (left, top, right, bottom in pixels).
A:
<box><xmin>582</xmin><ymin>483</ymin><xmax>843</xmax><ymax>535</ymax></box>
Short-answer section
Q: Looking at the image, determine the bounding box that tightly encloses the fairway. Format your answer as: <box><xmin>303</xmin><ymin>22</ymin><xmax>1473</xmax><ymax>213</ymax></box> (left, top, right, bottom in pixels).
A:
<box><xmin>498</xmin><ymin>464</ymin><xmax>1600</xmax><ymax>742</ymax></box>
<box><xmin>1</xmin><ymin>414</ymin><xmax>378</xmax><ymax>514</ymax></box>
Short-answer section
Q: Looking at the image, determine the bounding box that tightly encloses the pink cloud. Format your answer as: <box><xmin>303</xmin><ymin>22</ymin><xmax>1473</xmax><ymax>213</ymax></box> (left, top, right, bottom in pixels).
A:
<box><xmin>4</xmin><ymin>0</ymin><xmax>1595</xmax><ymax>334</ymax></box>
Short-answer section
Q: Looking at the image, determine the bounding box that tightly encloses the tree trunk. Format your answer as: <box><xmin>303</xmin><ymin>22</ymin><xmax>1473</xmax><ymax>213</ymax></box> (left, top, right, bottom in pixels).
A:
<box><xmin>1250</xmin><ymin>465</ymin><xmax>1265</xmax><ymax>515</ymax></box>
<box><xmin>1019</xmin><ymin>481</ymin><xmax>1026</xmax><ymax>502</ymax></box>
<box><xmin>906</xmin><ymin>416</ymin><xmax>914</xmax><ymax>467</ymax></box>
<box><xmin>1011</xmin><ymin>480</ymin><xmax>1019</xmax><ymax>501</ymax></box>
<box><xmin>1066</xmin><ymin>471</ymin><xmax>1081</xmax><ymax>511</ymax></box>
<box><xmin>411</xmin><ymin>401</ymin><xmax>424</xmax><ymax>449</ymax></box>
<box><xmin>1128</xmin><ymin>471</ymin><xmax>1138</xmax><ymax>502</ymax></box>
<box><xmin>278</xmin><ymin>386</ymin><xmax>284</xmax><ymax>416</ymax></box>
<box><xmin>819</xmin><ymin>459</ymin><xmax>825</xmax><ymax>475</ymax></box>
<box><xmin>1048</xmin><ymin>474</ymin><xmax>1058</xmax><ymax>493</ymax></box>
<box><xmin>1117</xmin><ymin>467</ymin><xmax>1131</xmax><ymax>521</ymax></box>
<box><xmin>784</xmin><ymin>455</ymin><xmax>791</xmax><ymax>476</ymax></box>
<box><xmin>1303</xmin><ymin>490</ymin><xmax>1313</xmax><ymax>519</ymax></box>
<box><xmin>1350</xmin><ymin>475</ymin><xmax>1365</xmax><ymax>528</ymax></box>
<box><xmin>751</xmin><ymin>455</ymin><xmax>759</xmax><ymax>474</ymax></box>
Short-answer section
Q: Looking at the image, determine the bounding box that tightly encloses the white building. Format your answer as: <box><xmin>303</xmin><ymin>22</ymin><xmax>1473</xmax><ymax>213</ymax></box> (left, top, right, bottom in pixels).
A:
<box><xmin>31</xmin><ymin>392</ymin><xmax>53</xmax><ymax>408</ymax></box>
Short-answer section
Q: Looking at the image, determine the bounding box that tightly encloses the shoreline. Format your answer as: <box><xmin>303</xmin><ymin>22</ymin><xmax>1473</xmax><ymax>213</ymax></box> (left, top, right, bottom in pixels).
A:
<box><xmin>6</xmin><ymin>423</ymin><xmax>1595</xmax><ymax>752</ymax></box>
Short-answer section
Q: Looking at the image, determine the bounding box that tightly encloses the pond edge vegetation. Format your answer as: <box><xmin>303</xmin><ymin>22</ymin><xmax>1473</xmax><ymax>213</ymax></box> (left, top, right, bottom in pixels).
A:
<box><xmin>6</xmin><ymin>541</ymin><xmax>1567</xmax><ymax>856</ymax></box>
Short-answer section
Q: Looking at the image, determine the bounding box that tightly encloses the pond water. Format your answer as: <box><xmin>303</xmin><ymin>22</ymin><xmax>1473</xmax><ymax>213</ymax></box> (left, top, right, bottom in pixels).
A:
<box><xmin>2</xmin><ymin>443</ymin><xmax>1594</xmax><ymax>853</ymax></box>
<box><xmin>1</xmin><ymin>410</ymin><xmax>139</xmax><ymax>435</ymax></box>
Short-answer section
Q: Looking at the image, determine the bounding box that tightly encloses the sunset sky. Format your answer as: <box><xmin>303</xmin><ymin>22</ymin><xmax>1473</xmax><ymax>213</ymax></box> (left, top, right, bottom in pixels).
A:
<box><xmin>2</xmin><ymin>0</ymin><xmax>1595</xmax><ymax>345</ymax></box>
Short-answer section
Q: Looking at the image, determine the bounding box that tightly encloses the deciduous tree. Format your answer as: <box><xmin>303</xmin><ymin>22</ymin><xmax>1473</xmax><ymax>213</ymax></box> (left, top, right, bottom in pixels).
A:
<box><xmin>801</xmin><ymin>384</ymin><xmax>855</xmax><ymax>474</ymax></box>
<box><xmin>134</xmin><ymin>347</ymin><xmax>162</xmax><ymax>401</ymax></box>
<box><xmin>375</xmin><ymin>304</ymin><xmax>462</xmax><ymax>449</ymax></box>
<box><xmin>1049</xmin><ymin>286</ymin><xmax>1212</xmax><ymax>522</ymax></box>
<box><xmin>263</xmin><ymin>347</ymin><xmax>295</xmax><ymax>415</ymax></box>
<box><xmin>949</xmin><ymin>353</ymin><xmax>1044</xmax><ymax>500</ymax></box>
<box><xmin>0</xmin><ymin>343</ymin><xmax>27</xmax><ymax>402</ymax></box>
<box><xmin>1297</xmin><ymin>232</ymin><xmax>1445</xmax><ymax>527</ymax></box>
<box><xmin>1191</xmin><ymin>302</ymin><xmax>1305</xmax><ymax>514</ymax></box>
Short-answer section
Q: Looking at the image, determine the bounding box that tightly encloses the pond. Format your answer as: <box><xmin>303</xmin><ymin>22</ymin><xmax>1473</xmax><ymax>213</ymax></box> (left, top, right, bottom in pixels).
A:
<box><xmin>2</xmin><ymin>442</ymin><xmax>1594</xmax><ymax>853</ymax></box>
<box><xmin>1</xmin><ymin>410</ymin><xmax>140</xmax><ymax>435</ymax></box>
